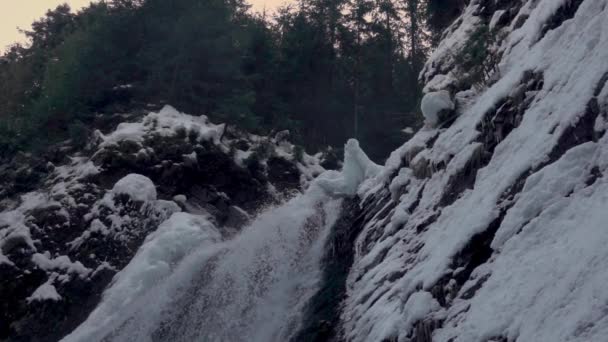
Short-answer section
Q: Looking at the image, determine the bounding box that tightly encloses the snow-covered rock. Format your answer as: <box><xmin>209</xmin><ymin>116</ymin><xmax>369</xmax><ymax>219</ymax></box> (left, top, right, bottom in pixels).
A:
<box><xmin>111</xmin><ymin>174</ymin><xmax>157</xmax><ymax>202</ymax></box>
<box><xmin>26</xmin><ymin>280</ymin><xmax>62</xmax><ymax>303</ymax></box>
<box><xmin>97</xmin><ymin>105</ymin><xmax>225</xmax><ymax>148</ymax></box>
<box><xmin>421</xmin><ymin>90</ymin><xmax>455</xmax><ymax>127</ymax></box>
<box><xmin>0</xmin><ymin>106</ymin><xmax>323</xmax><ymax>341</ymax></box>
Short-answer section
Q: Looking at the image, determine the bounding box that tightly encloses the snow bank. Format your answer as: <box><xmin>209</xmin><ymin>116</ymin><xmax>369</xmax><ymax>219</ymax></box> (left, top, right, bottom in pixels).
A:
<box><xmin>421</xmin><ymin>90</ymin><xmax>454</xmax><ymax>127</ymax></box>
<box><xmin>111</xmin><ymin>174</ymin><xmax>157</xmax><ymax>202</ymax></box>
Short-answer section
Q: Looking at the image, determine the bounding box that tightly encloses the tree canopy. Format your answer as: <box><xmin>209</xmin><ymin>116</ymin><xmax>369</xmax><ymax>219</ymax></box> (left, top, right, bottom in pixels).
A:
<box><xmin>0</xmin><ymin>0</ymin><xmax>463</xmax><ymax>161</ymax></box>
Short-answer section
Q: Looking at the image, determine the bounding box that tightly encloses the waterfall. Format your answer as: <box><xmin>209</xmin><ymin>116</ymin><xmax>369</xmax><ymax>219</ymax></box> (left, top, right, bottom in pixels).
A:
<box><xmin>62</xmin><ymin>139</ymin><xmax>378</xmax><ymax>342</ymax></box>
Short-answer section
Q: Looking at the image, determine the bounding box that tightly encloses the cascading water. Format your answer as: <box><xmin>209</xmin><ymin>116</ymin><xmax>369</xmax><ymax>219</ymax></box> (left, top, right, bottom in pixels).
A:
<box><xmin>62</xmin><ymin>139</ymin><xmax>380</xmax><ymax>342</ymax></box>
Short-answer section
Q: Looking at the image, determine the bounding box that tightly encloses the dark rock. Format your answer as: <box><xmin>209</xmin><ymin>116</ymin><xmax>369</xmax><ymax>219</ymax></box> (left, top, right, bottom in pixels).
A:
<box><xmin>539</xmin><ymin>0</ymin><xmax>584</xmax><ymax>39</ymax></box>
<box><xmin>513</xmin><ymin>13</ymin><xmax>529</xmax><ymax>29</ymax></box>
<box><xmin>224</xmin><ymin>205</ymin><xmax>251</xmax><ymax>229</ymax></box>
<box><xmin>292</xmin><ymin>198</ymin><xmax>365</xmax><ymax>342</ymax></box>
<box><xmin>267</xmin><ymin>156</ymin><xmax>301</xmax><ymax>192</ymax></box>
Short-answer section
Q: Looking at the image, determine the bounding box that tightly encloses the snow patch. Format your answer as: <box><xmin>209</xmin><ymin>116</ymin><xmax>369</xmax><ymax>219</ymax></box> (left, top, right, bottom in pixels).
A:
<box><xmin>27</xmin><ymin>280</ymin><xmax>62</xmax><ymax>303</ymax></box>
<box><xmin>31</xmin><ymin>252</ymin><xmax>91</xmax><ymax>278</ymax></box>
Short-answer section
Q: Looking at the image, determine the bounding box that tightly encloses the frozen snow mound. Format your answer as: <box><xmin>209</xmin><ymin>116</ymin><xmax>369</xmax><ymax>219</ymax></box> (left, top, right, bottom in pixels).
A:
<box><xmin>316</xmin><ymin>139</ymin><xmax>382</xmax><ymax>196</ymax></box>
<box><xmin>111</xmin><ymin>174</ymin><xmax>157</xmax><ymax>202</ymax></box>
<box><xmin>421</xmin><ymin>90</ymin><xmax>454</xmax><ymax>127</ymax></box>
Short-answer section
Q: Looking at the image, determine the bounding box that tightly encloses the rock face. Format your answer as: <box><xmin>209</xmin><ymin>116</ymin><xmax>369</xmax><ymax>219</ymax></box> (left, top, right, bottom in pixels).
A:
<box><xmin>305</xmin><ymin>0</ymin><xmax>608</xmax><ymax>341</ymax></box>
<box><xmin>0</xmin><ymin>106</ymin><xmax>323</xmax><ymax>342</ymax></box>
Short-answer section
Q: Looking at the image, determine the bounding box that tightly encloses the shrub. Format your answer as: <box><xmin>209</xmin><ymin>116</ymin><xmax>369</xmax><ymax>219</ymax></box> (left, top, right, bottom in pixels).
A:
<box><xmin>453</xmin><ymin>24</ymin><xmax>501</xmax><ymax>90</ymax></box>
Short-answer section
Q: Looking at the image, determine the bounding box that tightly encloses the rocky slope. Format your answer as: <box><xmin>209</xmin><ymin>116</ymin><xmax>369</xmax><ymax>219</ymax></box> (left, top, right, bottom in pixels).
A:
<box><xmin>0</xmin><ymin>105</ymin><xmax>324</xmax><ymax>341</ymax></box>
<box><xmin>322</xmin><ymin>0</ymin><xmax>608</xmax><ymax>341</ymax></box>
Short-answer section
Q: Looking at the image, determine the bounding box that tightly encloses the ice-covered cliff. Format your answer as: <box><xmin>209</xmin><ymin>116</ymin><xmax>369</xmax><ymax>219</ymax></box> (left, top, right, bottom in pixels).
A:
<box><xmin>334</xmin><ymin>0</ymin><xmax>608</xmax><ymax>341</ymax></box>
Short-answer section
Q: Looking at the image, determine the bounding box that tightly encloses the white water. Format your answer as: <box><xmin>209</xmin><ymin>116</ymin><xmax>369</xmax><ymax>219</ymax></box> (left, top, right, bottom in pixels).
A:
<box><xmin>63</xmin><ymin>139</ymin><xmax>379</xmax><ymax>342</ymax></box>
<box><xmin>62</xmin><ymin>180</ymin><xmax>343</xmax><ymax>342</ymax></box>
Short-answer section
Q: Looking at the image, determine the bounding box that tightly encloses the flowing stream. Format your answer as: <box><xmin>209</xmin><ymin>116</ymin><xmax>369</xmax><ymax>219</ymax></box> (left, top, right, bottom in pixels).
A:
<box><xmin>64</xmin><ymin>185</ymin><xmax>343</xmax><ymax>342</ymax></box>
<box><xmin>63</xmin><ymin>139</ymin><xmax>378</xmax><ymax>342</ymax></box>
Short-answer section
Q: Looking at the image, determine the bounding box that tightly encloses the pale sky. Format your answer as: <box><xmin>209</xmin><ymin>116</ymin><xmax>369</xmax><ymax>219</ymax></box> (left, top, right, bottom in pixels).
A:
<box><xmin>0</xmin><ymin>0</ymin><xmax>289</xmax><ymax>51</ymax></box>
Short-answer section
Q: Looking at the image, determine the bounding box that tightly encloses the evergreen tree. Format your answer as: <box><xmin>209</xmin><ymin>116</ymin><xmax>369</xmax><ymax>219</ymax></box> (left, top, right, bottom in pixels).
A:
<box><xmin>0</xmin><ymin>0</ymin><xmax>462</xmax><ymax>161</ymax></box>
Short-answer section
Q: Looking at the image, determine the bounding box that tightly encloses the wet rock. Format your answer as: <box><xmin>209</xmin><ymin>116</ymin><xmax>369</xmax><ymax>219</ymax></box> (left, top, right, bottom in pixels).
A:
<box><xmin>224</xmin><ymin>205</ymin><xmax>251</xmax><ymax>229</ymax></box>
<box><xmin>267</xmin><ymin>156</ymin><xmax>301</xmax><ymax>192</ymax></box>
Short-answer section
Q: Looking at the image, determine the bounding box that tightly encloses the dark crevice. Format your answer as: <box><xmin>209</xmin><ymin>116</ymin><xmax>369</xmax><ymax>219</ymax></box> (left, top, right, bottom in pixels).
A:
<box><xmin>292</xmin><ymin>198</ymin><xmax>365</xmax><ymax>342</ymax></box>
<box><xmin>425</xmin><ymin>167</ymin><xmax>529</xmax><ymax>312</ymax></box>
<box><xmin>425</xmin><ymin>133</ymin><xmax>441</xmax><ymax>149</ymax></box>
<box><xmin>546</xmin><ymin>97</ymin><xmax>600</xmax><ymax>163</ymax></box>
<box><xmin>435</xmin><ymin>71</ymin><xmax>543</xmax><ymax>210</ymax></box>
<box><xmin>357</xmin><ymin>192</ymin><xmax>398</xmax><ymax>258</ymax></box>
<box><xmin>452</xmin><ymin>210</ymin><xmax>504</xmax><ymax>293</ymax></box>
<box><xmin>593</xmin><ymin>72</ymin><xmax>608</xmax><ymax>97</ymax></box>
<box><xmin>585</xmin><ymin>166</ymin><xmax>603</xmax><ymax>187</ymax></box>
<box><xmin>539</xmin><ymin>0</ymin><xmax>584</xmax><ymax>39</ymax></box>
<box><xmin>513</xmin><ymin>13</ymin><xmax>529</xmax><ymax>30</ymax></box>
<box><xmin>476</xmin><ymin>0</ymin><xmax>516</xmax><ymax>20</ymax></box>
<box><xmin>415</xmin><ymin>212</ymin><xmax>441</xmax><ymax>234</ymax></box>
<box><xmin>294</xmin><ymin>189</ymin><xmax>395</xmax><ymax>342</ymax></box>
<box><xmin>437</xmin><ymin>144</ymin><xmax>484</xmax><ymax>208</ymax></box>
<box><xmin>408</xmin><ymin>319</ymin><xmax>444</xmax><ymax>342</ymax></box>
<box><xmin>460</xmin><ymin>273</ymin><xmax>491</xmax><ymax>300</ymax></box>
<box><xmin>407</xmin><ymin>182</ymin><xmax>427</xmax><ymax>214</ymax></box>
<box><xmin>476</xmin><ymin>70</ymin><xmax>542</xmax><ymax>159</ymax></box>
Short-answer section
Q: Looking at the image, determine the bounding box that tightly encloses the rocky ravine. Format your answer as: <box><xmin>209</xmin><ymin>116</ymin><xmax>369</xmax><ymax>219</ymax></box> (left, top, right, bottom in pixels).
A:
<box><xmin>0</xmin><ymin>105</ymin><xmax>325</xmax><ymax>341</ymax></box>
<box><xmin>2</xmin><ymin>0</ymin><xmax>608</xmax><ymax>341</ymax></box>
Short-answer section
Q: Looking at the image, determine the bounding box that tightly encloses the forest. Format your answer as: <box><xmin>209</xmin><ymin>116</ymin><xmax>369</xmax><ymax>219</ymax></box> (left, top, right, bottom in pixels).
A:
<box><xmin>0</xmin><ymin>0</ymin><xmax>463</xmax><ymax>162</ymax></box>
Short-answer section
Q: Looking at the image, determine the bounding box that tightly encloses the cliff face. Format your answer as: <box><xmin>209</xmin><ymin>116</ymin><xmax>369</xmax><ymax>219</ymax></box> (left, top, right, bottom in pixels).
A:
<box><xmin>333</xmin><ymin>0</ymin><xmax>608</xmax><ymax>341</ymax></box>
